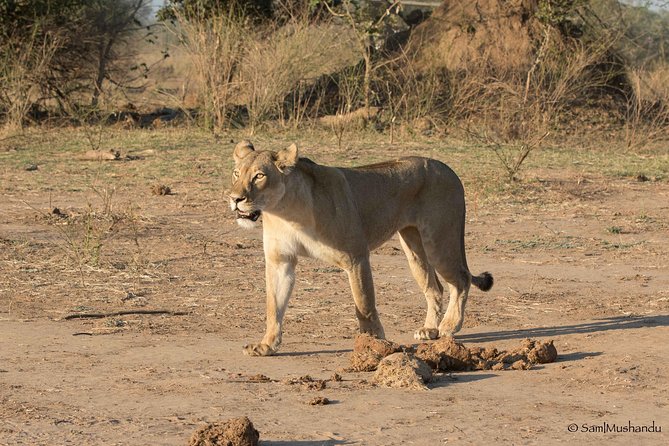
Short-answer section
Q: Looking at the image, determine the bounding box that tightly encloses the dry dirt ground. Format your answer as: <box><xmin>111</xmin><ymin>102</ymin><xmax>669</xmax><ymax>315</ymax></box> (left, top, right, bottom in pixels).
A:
<box><xmin>1</xmin><ymin>130</ymin><xmax>668</xmax><ymax>445</ymax></box>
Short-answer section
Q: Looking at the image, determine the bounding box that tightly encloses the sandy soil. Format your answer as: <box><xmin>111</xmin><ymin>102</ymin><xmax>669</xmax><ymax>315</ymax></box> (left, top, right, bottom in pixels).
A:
<box><xmin>1</xmin><ymin>138</ymin><xmax>668</xmax><ymax>445</ymax></box>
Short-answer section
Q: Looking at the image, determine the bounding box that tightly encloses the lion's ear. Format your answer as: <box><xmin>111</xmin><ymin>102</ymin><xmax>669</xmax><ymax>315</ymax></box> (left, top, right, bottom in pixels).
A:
<box><xmin>275</xmin><ymin>143</ymin><xmax>298</xmax><ymax>173</ymax></box>
<box><xmin>233</xmin><ymin>140</ymin><xmax>255</xmax><ymax>164</ymax></box>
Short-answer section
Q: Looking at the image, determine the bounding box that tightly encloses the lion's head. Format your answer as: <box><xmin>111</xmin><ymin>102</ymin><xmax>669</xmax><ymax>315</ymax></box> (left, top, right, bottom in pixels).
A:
<box><xmin>228</xmin><ymin>141</ymin><xmax>298</xmax><ymax>228</ymax></box>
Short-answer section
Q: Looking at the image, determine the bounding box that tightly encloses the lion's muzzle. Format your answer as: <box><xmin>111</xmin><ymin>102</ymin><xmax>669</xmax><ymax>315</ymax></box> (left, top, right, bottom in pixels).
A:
<box><xmin>236</xmin><ymin>209</ymin><xmax>261</xmax><ymax>222</ymax></box>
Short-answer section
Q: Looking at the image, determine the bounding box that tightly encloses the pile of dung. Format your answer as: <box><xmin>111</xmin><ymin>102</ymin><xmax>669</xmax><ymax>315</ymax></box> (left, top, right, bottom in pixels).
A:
<box><xmin>415</xmin><ymin>337</ymin><xmax>558</xmax><ymax>372</ymax></box>
<box><xmin>349</xmin><ymin>333</ymin><xmax>403</xmax><ymax>372</ymax></box>
<box><xmin>188</xmin><ymin>417</ymin><xmax>259</xmax><ymax>446</ymax></box>
<box><xmin>373</xmin><ymin>352</ymin><xmax>433</xmax><ymax>390</ymax></box>
<box><xmin>281</xmin><ymin>375</ymin><xmax>327</xmax><ymax>390</ymax></box>
<box><xmin>350</xmin><ymin>334</ymin><xmax>558</xmax><ymax>375</ymax></box>
<box><xmin>415</xmin><ymin>336</ymin><xmax>477</xmax><ymax>371</ymax></box>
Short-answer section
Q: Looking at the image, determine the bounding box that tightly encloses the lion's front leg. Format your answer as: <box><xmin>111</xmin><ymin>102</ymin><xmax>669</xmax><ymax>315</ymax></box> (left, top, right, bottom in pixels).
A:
<box><xmin>243</xmin><ymin>254</ymin><xmax>296</xmax><ymax>356</ymax></box>
<box><xmin>346</xmin><ymin>256</ymin><xmax>385</xmax><ymax>339</ymax></box>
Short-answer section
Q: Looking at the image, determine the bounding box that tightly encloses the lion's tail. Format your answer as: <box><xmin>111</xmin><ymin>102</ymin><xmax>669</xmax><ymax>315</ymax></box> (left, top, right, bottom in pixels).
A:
<box><xmin>472</xmin><ymin>272</ymin><xmax>494</xmax><ymax>292</ymax></box>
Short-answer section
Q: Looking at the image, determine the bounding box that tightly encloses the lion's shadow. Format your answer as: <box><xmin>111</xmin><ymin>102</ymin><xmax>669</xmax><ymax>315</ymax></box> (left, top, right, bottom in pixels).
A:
<box><xmin>457</xmin><ymin>314</ymin><xmax>669</xmax><ymax>343</ymax></box>
<box><xmin>273</xmin><ymin>315</ymin><xmax>667</xmax><ymax>365</ymax></box>
<box><xmin>263</xmin><ymin>441</ymin><xmax>351</xmax><ymax>446</ymax></box>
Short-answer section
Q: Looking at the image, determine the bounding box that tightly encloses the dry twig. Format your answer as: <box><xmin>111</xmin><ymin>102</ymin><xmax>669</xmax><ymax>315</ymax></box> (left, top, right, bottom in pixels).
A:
<box><xmin>61</xmin><ymin>309</ymin><xmax>189</xmax><ymax>320</ymax></box>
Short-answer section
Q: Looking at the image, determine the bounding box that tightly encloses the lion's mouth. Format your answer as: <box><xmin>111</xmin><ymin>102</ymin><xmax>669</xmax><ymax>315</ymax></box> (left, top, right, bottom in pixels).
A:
<box><xmin>236</xmin><ymin>210</ymin><xmax>261</xmax><ymax>222</ymax></box>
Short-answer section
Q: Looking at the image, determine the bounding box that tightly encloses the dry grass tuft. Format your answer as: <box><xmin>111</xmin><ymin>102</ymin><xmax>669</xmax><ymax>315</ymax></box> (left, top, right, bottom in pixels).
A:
<box><xmin>241</xmin><ymin>22</ymin><xmax>357</xmax><ymax>132</ymax></box>
<box><xmin>625</xmin><ymin>63</ymin><xmax>669</xmax><ymax>149</ymax></box>
<box><xmin>0</xmin><ymin>32</ymin><xmax>60</xmax><ymax>132</ymax></box>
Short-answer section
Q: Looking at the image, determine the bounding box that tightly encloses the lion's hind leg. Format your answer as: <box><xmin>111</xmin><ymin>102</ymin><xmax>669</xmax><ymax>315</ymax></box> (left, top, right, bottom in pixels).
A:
<box><xmin>418</xmin><ymin>221</ymin><xmax>472</xmax><ymax>337</ymax></box>
<box><xmin>398</xmin><ymin>227</ymin><xmax>443</xmax><ymax>340</ymax></box>
<box><xmin>438</xmin><ymin>276</ymin><xmax>470</xmax><ymax>337</ymax></box>
<box><xmin>427</xmin><ymin>257</ymin><xmax>471</xmax><ymax>337</ymax></box>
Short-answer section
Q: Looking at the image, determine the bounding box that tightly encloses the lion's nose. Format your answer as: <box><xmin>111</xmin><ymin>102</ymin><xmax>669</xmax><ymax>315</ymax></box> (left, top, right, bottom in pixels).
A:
<box><xmin>230</xmin><ymin>192</ymin><xmax>246</xmax><ymax>204</ymax></box>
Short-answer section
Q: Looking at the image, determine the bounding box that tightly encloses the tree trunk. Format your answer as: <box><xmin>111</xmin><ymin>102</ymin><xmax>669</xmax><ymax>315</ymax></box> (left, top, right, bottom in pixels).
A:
<box><xmin>91</xmin><ymin>38</ymin><xmax>114</xmax><ymax>109</ymax></box>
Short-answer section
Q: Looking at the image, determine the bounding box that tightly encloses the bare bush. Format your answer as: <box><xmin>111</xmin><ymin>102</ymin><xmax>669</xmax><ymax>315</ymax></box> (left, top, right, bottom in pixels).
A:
<box><xmin>320</xmin><ymin>64</ymin><xmax>366</xmax><ymax>148</ymax></box>
<box><xmin>323</xmin><ymin>0</ymin><xmax>404</xmax><ymax>118</ymax></box>
<box><xmin>0</xmin><ymin>31</ymin><xmax>60</xmax><ymax>131</ymax></box>
<box><xmin>241</xmin><ymin>21</ymin><xmax>356</xmax><ymax>132</ymax></box>
<box><xmin>1</xmin><ymin>0</ymin><xmax>156</xmax><ymax>123</ymax></box>
<box><xmin>466</xmin><ymin>29</ymin><xmax>619</xmax><ymax>180</ymax></box>
<box><xmin>381</xmin><ymin>48</ymin><xmax>448</xmax><ymax>139</ymax></box>
<box><xmin>168</xmin><ymin>8</ymin><xmax>247</xmax><ymax>130</ymax></box>
<box><xmin>170</xmin><ymin>6</ymin><xmax>356</xmax><ymax>132</ymax></box>
<box><xmin>624</xmin><ymin>64</ymin><xmax>669</xmax><ymax>148</ymax></box>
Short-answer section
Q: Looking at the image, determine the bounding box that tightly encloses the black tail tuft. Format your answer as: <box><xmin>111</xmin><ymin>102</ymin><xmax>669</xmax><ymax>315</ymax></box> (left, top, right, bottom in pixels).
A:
<box><xmin>472</xmin><ymin>272</ymin><xmax>494</xmax><ymax>292</ymax></box>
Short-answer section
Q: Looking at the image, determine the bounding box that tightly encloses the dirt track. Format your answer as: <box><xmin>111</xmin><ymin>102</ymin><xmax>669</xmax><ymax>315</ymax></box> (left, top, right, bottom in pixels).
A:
<box><xmin>1</xmin><ymin>133</ymin><xmax>668</xmax><ymax>445</ymax></box>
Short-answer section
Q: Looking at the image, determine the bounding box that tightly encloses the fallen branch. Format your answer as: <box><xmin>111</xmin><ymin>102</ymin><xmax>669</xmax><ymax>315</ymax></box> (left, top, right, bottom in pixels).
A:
<box><xmin>62</xmin><ymin>309</ymin><xmax>189</xmax><ymax>320</ymax></box>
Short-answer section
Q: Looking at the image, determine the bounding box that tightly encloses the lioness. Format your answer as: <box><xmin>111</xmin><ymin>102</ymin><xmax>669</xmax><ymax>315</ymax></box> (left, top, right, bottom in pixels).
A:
<box><xmin>228</xmin><ymin>141</ymin><xmax>493</xmax><ymax>356</ymax></box>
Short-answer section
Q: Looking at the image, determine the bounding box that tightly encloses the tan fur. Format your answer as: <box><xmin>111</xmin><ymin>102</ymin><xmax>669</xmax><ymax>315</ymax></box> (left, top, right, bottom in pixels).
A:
<box><xmin>228</xmin><ymin>141</ymin><xmax>493</xmax><ymax>356</ymax></box>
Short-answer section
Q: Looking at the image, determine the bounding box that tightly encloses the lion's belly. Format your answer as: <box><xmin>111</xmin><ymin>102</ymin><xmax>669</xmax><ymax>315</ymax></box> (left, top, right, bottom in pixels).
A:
<box><xmin>363</xmin><ymin>212</ymin><xmax>407</xmax><ymax>250</ymax></box>
<box><xmin>296</xmin><ymin>230</ymin><xmax>359</xmax><ymax>267</ymax></box>
<box><xmin>344</xmin><ymin>157</ymin><xmax>465</xmax><ymax>250</ymax></box>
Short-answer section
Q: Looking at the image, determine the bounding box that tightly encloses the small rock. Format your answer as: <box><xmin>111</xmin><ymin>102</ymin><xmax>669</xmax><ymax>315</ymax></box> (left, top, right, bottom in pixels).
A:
<box><xmin>52</xmin><ymin>208</ymin><xmax>67</xmax><ymax>218</ymax></box>
<box><xmin>307</xmin><ymin>396</ymin><xmax>330</xmax><ymax>405</ymax></box>
<box><xmin>188</xmin><ymin>416</ymin><xmax>259</xmax><ymax>446</ymax></box>
<box><xmin>373</xmin><ymin>352</ymin><xmax>432</xmax><ymax>390</ymax></box>
<box><xmin>151</xmin><ymin>184</ymin><xmax>172</xmax><ymax>196</ymax></box>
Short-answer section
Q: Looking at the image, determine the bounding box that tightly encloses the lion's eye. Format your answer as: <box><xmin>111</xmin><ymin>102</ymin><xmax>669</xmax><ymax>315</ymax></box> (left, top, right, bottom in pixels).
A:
<box><xmin>253</xmin><ymin>173</ymin><xmax>265</xmax><ymax>182</ymax></box>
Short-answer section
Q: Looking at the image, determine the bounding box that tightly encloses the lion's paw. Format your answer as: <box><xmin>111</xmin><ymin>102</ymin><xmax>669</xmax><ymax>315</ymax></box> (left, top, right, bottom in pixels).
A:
<box><xmin>438</xmin><ymin>324</ymin><xmax>461</xmax><ymax>338</ymax></box>
<box><xmin>438</xmin><ymin>314</ymin><xmax>463</xmax><ymax>338</ymax></box>
<box><xmin>414</xmin><ymin>327</ymin><xmax>440</xmax><ymax>340</ymax></box>
<box><xmin>243</xmin><ymin>343</ymin><xmax>275</xmax><ymax>356</ymax></box>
